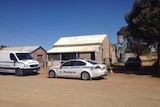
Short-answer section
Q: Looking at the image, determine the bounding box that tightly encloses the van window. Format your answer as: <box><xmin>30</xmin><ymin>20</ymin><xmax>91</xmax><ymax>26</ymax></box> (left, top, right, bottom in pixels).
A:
<box><xmin>16</xmin><ymin>53</ymin><xmax>33</xmax><ymax>60</ymax></box>
<box><xmin>10</xmin><ymin>53</ymin><xmax>17</xmax><ymax>61</ymax></box>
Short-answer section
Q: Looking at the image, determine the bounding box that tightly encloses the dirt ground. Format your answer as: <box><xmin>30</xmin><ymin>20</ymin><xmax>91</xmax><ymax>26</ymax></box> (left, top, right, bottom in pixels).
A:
<box><xmin>0</xmin><ymin>68</ymin><xmax>160</xmax><ymax>107</ymax></box>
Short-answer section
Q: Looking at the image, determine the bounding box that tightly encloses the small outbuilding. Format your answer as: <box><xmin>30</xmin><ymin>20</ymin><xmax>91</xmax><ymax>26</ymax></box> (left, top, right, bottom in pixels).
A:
<box><xmin>1</xmin><ymin>46</ymin><xmax>46</xmax><ymax>63</ymax></box>
<box><xmin>47</xmin><ymin>34</ymin><xmax>116</xmax><ymax>66</ymax></box>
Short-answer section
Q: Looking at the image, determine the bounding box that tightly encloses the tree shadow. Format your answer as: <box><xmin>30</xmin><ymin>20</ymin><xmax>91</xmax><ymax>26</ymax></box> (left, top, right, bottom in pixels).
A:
<box><xmin>112</xmin><ymin>61</ymin><xmax>160</xmax><ymax>78</ymax></box>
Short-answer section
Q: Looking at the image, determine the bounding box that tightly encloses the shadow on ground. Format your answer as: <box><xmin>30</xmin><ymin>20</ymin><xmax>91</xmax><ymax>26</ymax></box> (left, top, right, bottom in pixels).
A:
<box><xmin>0</xmin><ymin>72</ymin><xmax>39</xmax><ymax>77</ymax></box>
<box><xmin>112</xmin><ymin>64</ymin><xmax>160</xmax><ymax>78</ymax></box>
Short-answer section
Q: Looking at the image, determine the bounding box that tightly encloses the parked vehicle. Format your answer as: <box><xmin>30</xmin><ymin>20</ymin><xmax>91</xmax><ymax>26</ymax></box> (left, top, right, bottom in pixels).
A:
<box><xmin>0</xmin><ymin>51</ymin><xmax>40</xmax><ymax>76</ymax></box>
<box><xmin>48</xmin><ymin>59</ymin><xmax>108</xmax><ymax>80</ymax></box>
<box><xmin>125</xmin><ymin>57</ymin><xmax>142</xmax><ymax>68</ymax></box>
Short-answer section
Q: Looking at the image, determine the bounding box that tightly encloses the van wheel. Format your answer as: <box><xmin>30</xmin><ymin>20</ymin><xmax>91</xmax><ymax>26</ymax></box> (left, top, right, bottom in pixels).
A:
<box><xmin>15</xmin><ymin>68</ymin><xmax>23</xmax><ymax>76</ymax></box>
<box><xmin>81</xmin><ymin>72</ymin><xmax>90</xmax><ymax>80</ymax></box>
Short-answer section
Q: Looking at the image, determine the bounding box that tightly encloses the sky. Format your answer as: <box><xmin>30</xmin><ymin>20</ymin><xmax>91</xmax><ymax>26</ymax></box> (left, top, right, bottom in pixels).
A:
<box><xmin>0</xmin><ymin>0</ymin><xmax>134</xmax><ymax>50</ymax></box>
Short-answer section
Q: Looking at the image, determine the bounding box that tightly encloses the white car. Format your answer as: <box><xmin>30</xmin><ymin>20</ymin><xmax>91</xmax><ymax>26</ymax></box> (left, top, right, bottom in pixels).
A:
<box><xmin>48</xmin><ymin>59</ymin><xmax>108</xmax><ymax>80</ymax></box>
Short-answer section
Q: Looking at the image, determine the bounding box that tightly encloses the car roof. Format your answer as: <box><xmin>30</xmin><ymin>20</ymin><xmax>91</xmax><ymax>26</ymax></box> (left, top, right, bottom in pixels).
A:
<box><xmin>63</xmin><ymin>59</ymin><xmax>98</xmax><ymax>64</ymax></box>
<box><xmin>68</xmin><ymin>59</ymin><xmax>87</xmax><ymax>61</ymax></box>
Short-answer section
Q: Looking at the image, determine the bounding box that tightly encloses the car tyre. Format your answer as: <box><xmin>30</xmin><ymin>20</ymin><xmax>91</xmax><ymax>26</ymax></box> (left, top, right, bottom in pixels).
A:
<box><xmin>49</xmin><ymin>70</ymin><xmax>56</xmax><ymax>78</ymax></box>
<box><xmin>81</xmin><ymin>72</ymin><xmax>90</xmax><ymax>80</ymax></box>
<box><xmin>15</xmin><ymin>68</ymin><xmax>23</xmax><ymax>76</ymax></box>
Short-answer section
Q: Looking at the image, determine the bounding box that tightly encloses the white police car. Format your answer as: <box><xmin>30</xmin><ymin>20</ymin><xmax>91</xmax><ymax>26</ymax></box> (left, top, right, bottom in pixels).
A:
<box><xmin>48</xmin><ymin>59</ymin><xmax>108</xmax><ymax>80</ymax></box>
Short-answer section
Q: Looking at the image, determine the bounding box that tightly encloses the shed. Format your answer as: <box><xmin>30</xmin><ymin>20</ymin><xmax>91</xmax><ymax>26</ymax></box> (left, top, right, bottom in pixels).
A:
<box><xmin>47</xmin><ymin>34</ymin><xmax>116</xmax><ymax>66</ymax></box>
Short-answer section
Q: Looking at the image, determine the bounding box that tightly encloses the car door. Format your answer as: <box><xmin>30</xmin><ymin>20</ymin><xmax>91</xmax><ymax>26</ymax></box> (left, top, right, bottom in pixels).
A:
<box><xmin>60</xmin><ymin>61</ymin><xmax>74</xmax><ymax>77</ymax></box>
<box><xmin>71</xmin><ymin>61</ymin><xmax>86</xmax><ymax>78</ymax></box>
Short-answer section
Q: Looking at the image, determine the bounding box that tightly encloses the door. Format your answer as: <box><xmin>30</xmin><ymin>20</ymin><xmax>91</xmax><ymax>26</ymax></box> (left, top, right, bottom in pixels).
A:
<box><xmin>8</xmin><ymin>53</ymin><xmax>17</xmax><ymax>73</ymax></box>
<box><xmin>60</xmin><ymin>61</ymin><xmax>86</xmax><ymax>78</ymax></box>
<box><xmin>60</xmin><ymin>61</ymin><xmax>75</xmax><ymax>77</ymax></box>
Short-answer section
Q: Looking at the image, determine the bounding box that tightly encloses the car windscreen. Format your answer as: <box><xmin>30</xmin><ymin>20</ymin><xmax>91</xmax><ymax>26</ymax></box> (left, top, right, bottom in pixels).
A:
<box><xmin>16</xmin><ymin>53</ymin><xmax>33</xmax><ymax>60</ymax></box>
<box><xmin>87</xmin><ymin>60</ymin><xmax>98</xmax><ymax>65</ymax></box>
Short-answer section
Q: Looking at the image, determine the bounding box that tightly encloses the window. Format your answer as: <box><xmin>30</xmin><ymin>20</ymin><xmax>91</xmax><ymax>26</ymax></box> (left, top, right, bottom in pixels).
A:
<box><xmin>48</xmin><ymin>53</ymin><xmax>60</xmax><ymax>60</ymax></box>
<box><xmin>91</xmin><ymin>52</ymin><xmax>95</xmax><ymax>60</ymax></box>
<box><xmin>62</xmin><ymin>61</ymin><xmax>86</xmax><ymax>66</ymax></box>
<box><xmin>74</xmin><ymin>61</ymin><xmax>86</xmax><ymax>66</ymax></box>
<box><xmin>37</xmin><ymin>55</ymin><xmax>43</xmax><ymax>62</ymax></box>
<box><xmin>62</xmin><ymin>61</ymin><xmax>74</xmax><ymax>66</ymax></box>
<box><xmin>10</xmin><ymin>53</ymin><xmax>17</xmax><ymax>61</ymax></box>
<box><xmin>16</xmin><ymin>53</ymin><xmax>33</xmax><ymax>60</ymax></box>
<box><xmin>87</xmin><ymin>60</ymin><xmax>98</xmax><ymax>65</ymax></box>
<box><xmin>62</xmin><ymin>53</ymin><xmax>76</xmax><ymax>60</ymax></box>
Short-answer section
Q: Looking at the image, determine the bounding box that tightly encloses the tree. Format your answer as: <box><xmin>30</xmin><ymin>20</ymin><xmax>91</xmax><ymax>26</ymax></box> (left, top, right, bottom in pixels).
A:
<box><xmin>125</xmin><ymin>0</ymin><xmax>160</xmax><ymax>43</ymax></box>
<box><xmin>0</xmin><ymin>45</ymin><xmax>7</xmax><ymax>50</ymax></box>
<box><xmin>117</xmin><ymin>27</ymin><xmax>149</xmax><ymax>58</ymax></box>
<box><xmin>118</xmin><ymin>0</ymin><xmax>160</xmax><ymax>71</ymax></box>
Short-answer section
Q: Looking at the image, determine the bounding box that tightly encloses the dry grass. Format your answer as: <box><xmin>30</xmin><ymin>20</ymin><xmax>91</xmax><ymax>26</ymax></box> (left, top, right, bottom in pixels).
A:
<box><xmin>140</xmin><ymin>56</ymin><xmax>157</xmax><ymax>66</ymax></box>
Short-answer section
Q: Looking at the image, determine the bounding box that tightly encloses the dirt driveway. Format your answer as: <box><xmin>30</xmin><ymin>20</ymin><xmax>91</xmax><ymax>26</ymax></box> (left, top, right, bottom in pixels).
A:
<box><xmin>0</xmin><ymin>68</ymin><xmax>160</xmax><ymax>107</ymax></box>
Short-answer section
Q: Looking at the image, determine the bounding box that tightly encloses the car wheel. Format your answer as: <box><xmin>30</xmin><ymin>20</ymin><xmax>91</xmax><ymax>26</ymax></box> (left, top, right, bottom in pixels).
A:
<box><xmin>15</xmin><ymin>68</ymin><xmax>23</xmax><ymax>76</ymax></box>
<box><xmin>49</xmin><ymin>70</ymin><xmax>56</xmax><ymax>78</ymax></box>
<box><xmin>81</xmin><ymin>72</ymin><xmax>90</xmax><ymax>80</ymax></box>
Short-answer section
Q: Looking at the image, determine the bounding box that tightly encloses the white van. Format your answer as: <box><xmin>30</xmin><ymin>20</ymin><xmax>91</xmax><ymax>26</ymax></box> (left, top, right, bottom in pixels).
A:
<box><xmin>0</xmin><ymin>51</ymin><xmax>40</xmax><ymax>76</ymax></box>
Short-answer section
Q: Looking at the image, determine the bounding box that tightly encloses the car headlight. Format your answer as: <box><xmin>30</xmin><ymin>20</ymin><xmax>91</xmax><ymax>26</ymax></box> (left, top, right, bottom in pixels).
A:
<box><xmin>24</xmin><ymin>64</ymin><xmax>30</xmax><ymax>67</ymax></box>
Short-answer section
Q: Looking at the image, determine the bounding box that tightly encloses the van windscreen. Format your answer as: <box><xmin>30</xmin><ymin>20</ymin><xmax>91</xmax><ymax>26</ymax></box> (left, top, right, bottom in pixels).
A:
<box><xmin>16</xmin><ymin>53</ymin><xmax>33</xmax><ymax>60</ymax></box>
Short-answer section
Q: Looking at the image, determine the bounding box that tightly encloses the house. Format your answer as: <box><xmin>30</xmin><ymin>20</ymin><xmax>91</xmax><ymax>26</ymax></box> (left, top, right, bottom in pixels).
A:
<box><xmin>1</xmin><ymin>46</ymin><xmax>46</xmax><ymax>63</ymax></box>
<box><xmin>47</xmin><ymin>34</ymin><xmax>116</xmax><ymax>66</ymax></box>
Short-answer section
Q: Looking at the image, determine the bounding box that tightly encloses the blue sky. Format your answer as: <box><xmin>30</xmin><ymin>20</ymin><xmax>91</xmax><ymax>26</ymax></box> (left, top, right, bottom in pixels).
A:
<box><xmin>0</xmin><ymin>0</ymin><xmax>134</xmax><ymax>50</ymax></box>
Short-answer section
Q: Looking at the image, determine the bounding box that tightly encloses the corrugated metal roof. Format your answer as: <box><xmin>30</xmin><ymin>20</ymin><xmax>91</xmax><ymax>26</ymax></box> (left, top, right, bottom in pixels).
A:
<box><xmin>47</xmin><ymin>34</ymin><xmax>108</xmax><ymax>53</ymax></box>
<box><xmin>54</xmin><ymin>34</ymin><xmax>107</xmax><ymax>46</ymax></box>
<box><xmin>47</xmin><ymin>45</ymin><xmax>100</xmax><ymax>53</ymax></box>
<box><xmin>0</xmin><ymin>46</ymin><xmax>41</xmax><ymax>53</ymax></box>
